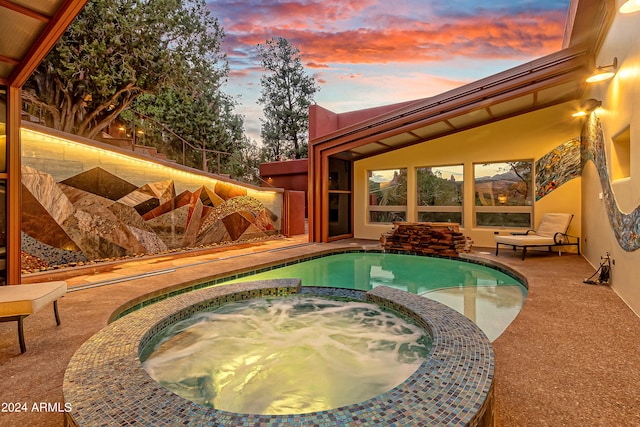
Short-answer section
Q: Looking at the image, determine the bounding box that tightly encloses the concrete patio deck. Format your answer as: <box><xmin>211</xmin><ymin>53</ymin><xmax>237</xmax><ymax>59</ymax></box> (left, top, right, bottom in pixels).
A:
<box><xmin>1</xmin><ymin>236</ymin><xmax>639</xmax><ymax>426</ymax></box>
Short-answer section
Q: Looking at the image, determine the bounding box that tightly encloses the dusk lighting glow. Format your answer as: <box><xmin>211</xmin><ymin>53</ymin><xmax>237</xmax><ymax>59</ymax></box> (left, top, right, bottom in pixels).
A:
<box><xmin>205</xmin><ymin>0</ymin><xmax>572</xmax><ymax>142</ymax></box>
<box><xmin>620</xmin><ymin>0</ymin><xmax>640</xmax><ymax>14</ymax></box>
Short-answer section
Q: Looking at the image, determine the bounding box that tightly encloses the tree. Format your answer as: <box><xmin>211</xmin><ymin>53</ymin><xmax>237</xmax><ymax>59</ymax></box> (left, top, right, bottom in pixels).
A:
<box><xmin>257</xmin><ymin>37</ymin><xmax>319</xmax><ymax>160</ymax></box>
<box><xmin>129</xmin><ymin>87</ymin><xmax>249</xmax><ymax>174</ymax></box>
<box><xmin>22</xmin><ymin>0</ymin><xmax>226</xmax><ymax>140</ymax></box>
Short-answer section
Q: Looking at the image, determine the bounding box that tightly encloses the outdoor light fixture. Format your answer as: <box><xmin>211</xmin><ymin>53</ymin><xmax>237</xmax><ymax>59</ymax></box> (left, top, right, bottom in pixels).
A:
<box><xmin>620</xmin><ymin>0</ymin><xmax>640</xmax><ymax>14</ymax></box>
<box><xmin>497</xmin><ymin>194</ymin><xmax>507</xmax><ymax>204</ymax></box>
<box><xmin>586</xmin><ymin>57</ymin><xmax>617</xmax><ymax>83</ymax></box>
<box><xmin>572</xmin><ymin>98</ymin><xmax>602</xmax><ymax>117</ymax></box>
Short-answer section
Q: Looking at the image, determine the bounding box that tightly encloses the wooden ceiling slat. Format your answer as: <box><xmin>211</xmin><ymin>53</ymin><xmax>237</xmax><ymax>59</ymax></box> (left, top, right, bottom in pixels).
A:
<box><xmin>8</xmin><ymin>0</ymin><xmax>88</xmax><ymax>87</ymax></box>
<box><xmin>0</xmin><ymin>54</ymin><xmax>20</xmax><ymax>65</ymax></box>
<box><xmin>0</xmin><ymin>0</ymin><xmax>51</xmax><ymax>22</ymax></box>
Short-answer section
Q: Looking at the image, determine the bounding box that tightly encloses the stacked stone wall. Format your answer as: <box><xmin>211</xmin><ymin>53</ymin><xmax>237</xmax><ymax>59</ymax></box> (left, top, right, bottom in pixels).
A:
<box><xmin>381</xmin><ymin>222</ymin><xmax>472</xmax><ymax>257</ymax></box>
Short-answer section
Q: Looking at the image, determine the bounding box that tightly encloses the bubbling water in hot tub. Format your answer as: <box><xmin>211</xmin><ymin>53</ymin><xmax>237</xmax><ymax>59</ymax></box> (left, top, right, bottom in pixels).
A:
<box><xmin>142</xmin><ymin>295</ymin><xmax>431</xmax><ymax>415</ymax></box>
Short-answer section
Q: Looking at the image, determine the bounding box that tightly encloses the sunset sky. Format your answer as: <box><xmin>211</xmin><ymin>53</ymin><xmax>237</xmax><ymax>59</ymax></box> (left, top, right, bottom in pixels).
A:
<box><xmin>205</xmin><ymin>0</ymin><xmax>572</xmax><ymax>143</ymax></box>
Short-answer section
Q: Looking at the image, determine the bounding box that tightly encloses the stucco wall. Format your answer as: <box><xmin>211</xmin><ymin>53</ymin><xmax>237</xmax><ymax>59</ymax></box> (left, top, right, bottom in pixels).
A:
<box><xmin>581</xmin><ymin>4</ymin><xmax>640</xmax><ymax>315</ymax></box>
<box><xmin>353</xmin><ymin>101</ymin><xmax>583</xmax><ymax>248</ymax></box>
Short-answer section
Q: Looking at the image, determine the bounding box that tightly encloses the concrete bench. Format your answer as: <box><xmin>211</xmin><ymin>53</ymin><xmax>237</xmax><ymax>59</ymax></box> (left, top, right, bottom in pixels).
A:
<box><xmin>0</xmin><ymin>281</ymin><xmax>67</xmax><ymax>353</ymax></box>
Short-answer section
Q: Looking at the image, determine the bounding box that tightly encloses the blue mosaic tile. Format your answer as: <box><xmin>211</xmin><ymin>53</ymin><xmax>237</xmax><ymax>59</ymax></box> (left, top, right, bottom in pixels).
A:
<box><xmin>64</xmin><ymin>279</ymin><xmax>494</xmax><ymax>426</ymax></box>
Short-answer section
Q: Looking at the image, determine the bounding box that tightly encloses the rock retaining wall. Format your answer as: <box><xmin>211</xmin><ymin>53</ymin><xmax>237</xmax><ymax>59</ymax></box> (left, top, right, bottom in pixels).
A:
<box><xmin>381</xmin><ymin>222</ymin><xmax>472</xmax><ymax>256</ymax></box>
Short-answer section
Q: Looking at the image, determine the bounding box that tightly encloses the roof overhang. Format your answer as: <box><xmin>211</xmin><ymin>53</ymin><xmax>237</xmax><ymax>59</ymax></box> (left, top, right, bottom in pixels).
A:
<box><xmin>310</xmin><ymin>46</ymin><xmax>591</xmax><ymax>161</ymax></box>
<box><xmin>0</xmin><ymin>0</ymin><xmax>88</xmax><ymax>88</ymax></box>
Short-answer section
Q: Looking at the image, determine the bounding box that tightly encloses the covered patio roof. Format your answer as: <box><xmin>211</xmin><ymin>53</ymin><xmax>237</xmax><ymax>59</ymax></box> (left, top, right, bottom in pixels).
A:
<box><xmin>0</xmin><ymin>0</ymin><xmax>87</xmax><ymax>88</ymax></box>
<box><xmin>310</xmin><ymin>46</ymin><xmax>591</xmax><ymax>161</ymax></box>
<box><xmin>309</xmin><ymin>0</ymin><xmax>617</xmax><ymax>162</ymax></box>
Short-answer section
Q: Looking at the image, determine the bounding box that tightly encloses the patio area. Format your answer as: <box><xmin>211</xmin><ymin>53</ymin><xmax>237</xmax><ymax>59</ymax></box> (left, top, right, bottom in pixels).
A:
<box><xmin>1</xmin><ymin>236</ymin><xmax>639</xmax><ymax>426</ymax></box>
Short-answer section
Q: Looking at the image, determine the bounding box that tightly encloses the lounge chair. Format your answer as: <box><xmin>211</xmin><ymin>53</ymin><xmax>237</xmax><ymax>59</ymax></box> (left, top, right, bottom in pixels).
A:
<box><xmin>495</xmin><ymin>213</ymin><xmax>580</xmax><ymax>260</ymax></box>
<box><xmin>0</xmin><ymin>281</ymin><xmax>67</xmax><ymax>353</ymax></box>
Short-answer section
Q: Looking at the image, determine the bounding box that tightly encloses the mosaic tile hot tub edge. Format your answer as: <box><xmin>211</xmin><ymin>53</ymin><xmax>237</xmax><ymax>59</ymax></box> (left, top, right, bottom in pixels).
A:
<box><xmin>64</xmin><ymin>279</ymin><xmax>494</xmax><ymax>427</ymax></box>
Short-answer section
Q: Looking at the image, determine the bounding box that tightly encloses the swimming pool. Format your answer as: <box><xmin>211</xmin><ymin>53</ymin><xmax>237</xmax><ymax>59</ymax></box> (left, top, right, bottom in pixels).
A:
<box><xmin>224</xmin><ymin>252</ymin><xmax>526</xmax><ymax>341</ymax></box>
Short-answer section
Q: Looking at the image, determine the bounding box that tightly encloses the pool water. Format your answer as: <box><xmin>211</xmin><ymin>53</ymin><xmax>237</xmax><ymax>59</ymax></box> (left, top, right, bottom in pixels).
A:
<box><xmin>143</xmin><ymin>295</ymin><xmax>431</xmax><ymax>415</ymax></box>
<box><xmin>225</xmin><ymin>252</ymin><xmax>526</xmax><ymax>341</ymax></box>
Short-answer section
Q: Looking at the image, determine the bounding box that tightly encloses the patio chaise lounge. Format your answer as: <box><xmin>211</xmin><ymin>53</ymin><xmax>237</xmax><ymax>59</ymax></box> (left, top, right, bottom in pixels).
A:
<box><xmin>495</xmin><ymin>213</ymin><xmax>580</xmax><ymax>260</ymax></box>
<box><xmin>0</xmin><ymin>281</ymin><xmax>67</xmax><ymax>353</ymax></box>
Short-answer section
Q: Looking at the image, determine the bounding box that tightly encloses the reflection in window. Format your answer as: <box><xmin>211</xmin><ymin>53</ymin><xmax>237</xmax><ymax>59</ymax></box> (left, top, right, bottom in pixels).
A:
<box><xmin>474</xmin><ymin>161</ymin><xmax>533</xmax><ymax>228</ymax></box>
<box><xmin>368</xmin><ymin>168</ymin><xmax>407</xmax><ymax>223</ymax></box>
<box><xmin>417</xmin><ymin>165</ymin><xmax>463</xmax><ymax>225</ymax></box>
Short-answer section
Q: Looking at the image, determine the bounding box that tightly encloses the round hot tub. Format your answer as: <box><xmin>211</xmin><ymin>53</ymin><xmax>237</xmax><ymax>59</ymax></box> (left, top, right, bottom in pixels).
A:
<box><xmin>141</xmin><ymin>294</ymin><xmax>432</xmax><ymax>415</ymax></box>
<box><xmin>63</xmin><ymin>279</ymin><xmax>494</xmax><ymax>426</ymax></box>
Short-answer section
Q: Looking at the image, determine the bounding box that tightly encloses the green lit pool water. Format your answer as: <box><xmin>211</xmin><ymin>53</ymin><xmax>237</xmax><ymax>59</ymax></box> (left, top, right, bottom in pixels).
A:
<box><xmin>225</xmin><ymin>252</ymin><xmax>526</xmax><ymax>341</ymax></box>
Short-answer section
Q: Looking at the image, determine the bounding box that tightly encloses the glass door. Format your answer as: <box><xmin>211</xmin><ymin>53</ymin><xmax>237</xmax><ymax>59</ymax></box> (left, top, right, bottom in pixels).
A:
<box><xmin>327</xmin><ymin>157</ymin><xmax>352</xmax><ymax>238</ymax></box>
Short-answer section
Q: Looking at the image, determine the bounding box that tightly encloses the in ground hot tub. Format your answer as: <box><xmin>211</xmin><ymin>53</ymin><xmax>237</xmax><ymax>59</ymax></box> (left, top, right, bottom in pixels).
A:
<box><xmin>141</xmin><ymin>294</ymin><xmax>432</xmax><ymax>415</ymax></box>
<box><xmin>64</xmin><ymin>279</ymin><xmax>494</xmax><ymax>426</ymax></box>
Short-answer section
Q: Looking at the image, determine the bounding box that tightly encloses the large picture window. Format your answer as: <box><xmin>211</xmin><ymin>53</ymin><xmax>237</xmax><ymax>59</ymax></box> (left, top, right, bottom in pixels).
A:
<box><xmin>416</xmin><ymin>165</ymin><xmax>463</xmax><ymax>225</ymax></box>
<box><xmin>474</xmin><ymin>161</ymin><xmax>533</xmax><ymax>228</ymax></box>
<box><xmin>368</xmin><ymin>168</ymin><xmax>407</xmax><ymax>223</ymax></box>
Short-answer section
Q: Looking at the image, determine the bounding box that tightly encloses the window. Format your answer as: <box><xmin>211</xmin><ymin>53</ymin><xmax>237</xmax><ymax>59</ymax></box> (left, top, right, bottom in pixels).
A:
<box><xmin>368</xmin><ymin>168</ymin><xmax>407</xmax><ymax>223</ymax></box>
<box><xmin>474</xmin><ymin>161</ymin><xmax>533</xmax><ymax>228</ymax></box>
<box><xmin>416</xmin><ymin>165</ymin><xmax>463</xmax><ymax>225</ymax></box>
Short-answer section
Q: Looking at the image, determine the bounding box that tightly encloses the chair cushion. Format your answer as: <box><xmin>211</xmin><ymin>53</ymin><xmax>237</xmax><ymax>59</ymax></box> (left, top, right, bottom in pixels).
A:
<box><xmin>535</xmin><ymin>213</ymin><xmax>572</xmax><ymax>238</ymax></box>
<box><xmin>495</xmin><ymin>235</ymin><xmax>555</xmax><ymax>246</ymax></box>
<box><xmin>0</xmin><ymin>281</ymin><xmax>67</xmax><ymax>317</ymax></box>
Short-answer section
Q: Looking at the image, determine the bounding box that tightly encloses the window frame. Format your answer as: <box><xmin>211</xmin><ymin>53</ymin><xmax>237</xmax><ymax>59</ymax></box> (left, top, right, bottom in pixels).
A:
<box><xmin>415</xmin><ymin>164</ymin><xmax>464</xmax><ymax>226</ymax></box>
<box><xmin>473</xmin><ymin>160</ymin><xmax>534</xmax><ymax>229</ymax></box>
<box><xmin>367</xmin><ymin>168</ymin><xmax>408</xmax><ymax>224</ymax></box>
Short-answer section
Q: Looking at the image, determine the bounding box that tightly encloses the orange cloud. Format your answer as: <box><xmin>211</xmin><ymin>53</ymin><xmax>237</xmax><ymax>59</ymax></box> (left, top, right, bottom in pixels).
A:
<box><xmin>306</xmin><ymin>62</ymin><xmax>330</xmax><ymax>69</ymax></box>
<box><xmin>220</xmin><ymin>8</ymin><xmax>566</xmax><ymax>67</ymax></box>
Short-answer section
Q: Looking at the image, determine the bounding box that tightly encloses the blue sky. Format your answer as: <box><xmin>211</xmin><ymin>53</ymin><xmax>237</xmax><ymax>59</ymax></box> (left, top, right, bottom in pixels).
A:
<box><xmin>205</xmin><ymin>0</ymin><xmax>572</xmax><ymax>144</ymax></box>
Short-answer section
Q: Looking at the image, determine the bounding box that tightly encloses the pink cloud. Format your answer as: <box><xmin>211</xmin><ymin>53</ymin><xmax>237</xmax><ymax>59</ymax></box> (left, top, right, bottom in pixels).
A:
<box><xmin>221</xmin><ymin>10</ymin><xmax>566</xmax><ymax>69</ymax></box>
<box><xmin>306</xmin><ymin>62</ymin><xmax>330</xmax><ymax>69</ymax></box>
<box><xmin>210</xmin><ymin>0</ymin><xmax>377</xmax><ymax>32</ymax></box>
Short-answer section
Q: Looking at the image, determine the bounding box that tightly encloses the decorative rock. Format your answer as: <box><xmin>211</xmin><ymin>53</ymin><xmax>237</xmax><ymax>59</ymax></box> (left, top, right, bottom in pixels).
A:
<box><xmin>381</xmin><ymin>222</ymin><xmax>473</xmax><ymax>256</ymax></box>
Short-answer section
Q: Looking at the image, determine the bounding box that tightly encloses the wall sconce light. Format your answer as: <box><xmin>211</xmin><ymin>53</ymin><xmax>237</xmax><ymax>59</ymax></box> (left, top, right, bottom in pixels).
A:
<box><xmin>586</xmin><ymin>57</ymin><xmax>617</xmax><ymax>83</ymax></box>
<box><xmin>572</xmin><ymin>98</ymin><xmax>602</xmax><ymax>117</ymax></box>
<box><xmin>497</xmin><ymin>194</ymin><xmax>507</xmax><ymax>204</ymax></box>
<box><xmin>620</xmin><ymin>0</ymin><xmax>640</xmax><ymax>13</ymax></box>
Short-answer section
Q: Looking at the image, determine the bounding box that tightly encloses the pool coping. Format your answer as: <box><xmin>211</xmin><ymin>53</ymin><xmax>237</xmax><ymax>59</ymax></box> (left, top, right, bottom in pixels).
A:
<box><xmin>63</xmin><ymin>279</ymin><xmax>494</xmax><ymax>427</ymax></box>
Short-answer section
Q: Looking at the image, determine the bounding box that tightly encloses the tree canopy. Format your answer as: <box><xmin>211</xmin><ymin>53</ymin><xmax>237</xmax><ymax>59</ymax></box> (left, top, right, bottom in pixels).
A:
<box><xmin>257</xmin><ymin>37</ymin><xmax>319</xmax><ymax>160</ymax></box>
<box><xmin>23</xmin><ymin>0</ymin><xmax>227</xmax><ymax>140</ymax></box>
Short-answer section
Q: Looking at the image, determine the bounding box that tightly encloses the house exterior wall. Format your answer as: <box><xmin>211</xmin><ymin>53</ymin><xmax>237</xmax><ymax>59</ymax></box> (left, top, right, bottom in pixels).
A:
<box><xmin>353</xmin><ymin>102</ymin><xmax>582</xmax><ymax>248</ymax></box>
<box><xmin>581</xmin><ymin>4</ymin><xmax>640</xmax><ymax>315</ymax></box>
